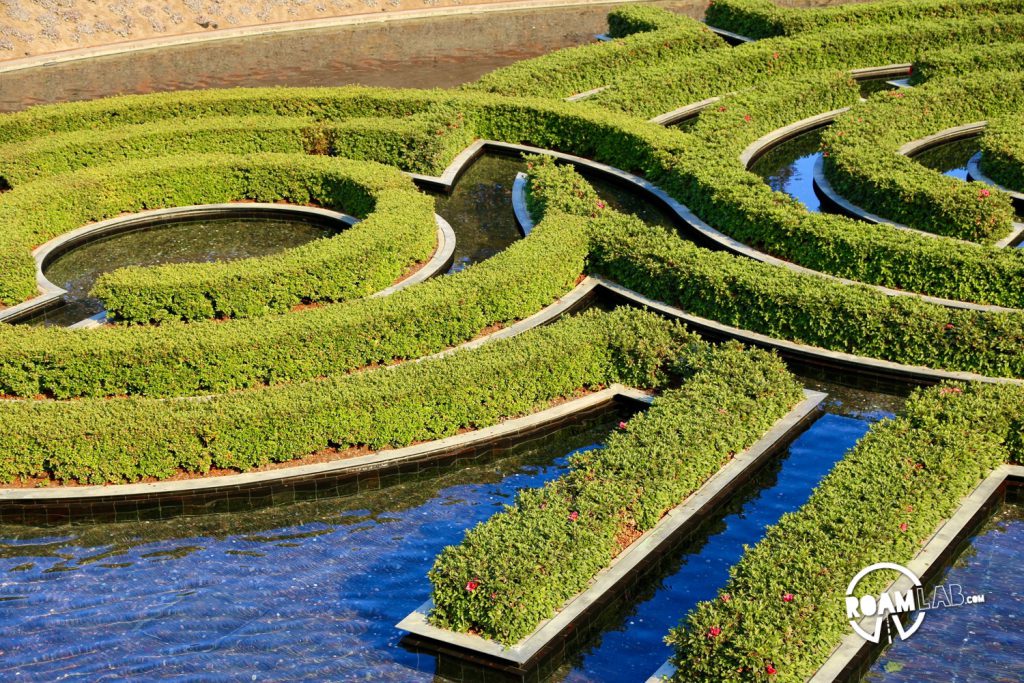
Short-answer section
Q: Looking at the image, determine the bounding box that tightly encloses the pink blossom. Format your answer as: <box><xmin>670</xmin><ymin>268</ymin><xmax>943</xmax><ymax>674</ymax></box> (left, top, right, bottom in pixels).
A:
<box><xmin>766</xmin><ymin>664</ymin><xmax>778</xmax><ymax>675</ymax></box>
<box><xmin>707</xmin><ymin>626</ymin><xmax>722</xmax><ymax>639</ymax></box>
<box><xmin>979</xmin><ymin>188</ymin><xmax>991</xmax><ymax>199</ymax></box>
<box><xmin>782</xmin><ymin>593</ymin><xmax>794</xmax><ymax>603</ymax></box>
<box><xmin>618</xmin><ymin>421</ymin><xmax>628</xmax><ymax>430</ymax></box>
<box><xmin>466</xmin><ymin>579</ymin><xmax>480</xmax><ymax>592</ymax></box>
<box><xmin>568</xmin><ymin>511</ymin><xmax>579</xmax><ymax>522</ymax></box>
<box><xmin>899</xmin><ymin>522</ymin><xmax>909</xmax><ymax>533</ymax></box>
<box><xmin>744</xmin><ymin>114</ymin><xmax>752</xmax><ymax>122</ymax></box>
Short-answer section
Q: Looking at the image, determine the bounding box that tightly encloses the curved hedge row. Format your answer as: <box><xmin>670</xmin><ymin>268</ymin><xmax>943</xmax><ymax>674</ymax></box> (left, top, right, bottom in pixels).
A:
<box><xmin>821</xmin><ymin>72</ymin><xmax>1021</xmax><ymax>243</ymax></box>
<box><xmin>0</xmin><ymin>307</ymin><xmax>690</xmax><ymax>484</ymax></box>
<box><xmin>0</xmin><ymin>154</ymin><xmax>437</xmax><ymax>322</ymax></box>
<box><xmin>0</xmin><ymin>107</ymin><xmax>473</xmax><ymax>186</ymax></box>
<box><xmin>655</xmin><ymin>73</ymin><xmax>1024</xmax><ymax>308</ymax></box>
<box><xmin>0</xmin><ymin>187</ymin><xmax>592</xmax><ymax>398</ymax></box>
<box><xmin>704</xmin><ymin>0</ymin><xmax>1024</xmax><ymax>39</ymax></box>
<box><xmin>667</xmin><ymin>380</ymin><xmax>1024</xmax><ymax>681</ymax></box>
<box><xmin>979</xmin><ymin>114</ymin><xmax>1024</xmax><ymax>192</ymax></box>
<box><xmin>428</xmin><ymin>339</ymin><xmax>803</xmax><ymax>644</ymax></box>
<box><xmin>606</xmin><ymin>4</ymin><xmax>692</xmax><ymax>38</ymax></box>
<box><xmin>466</xmin><ymin>8</ymin><xmax>723</xmax><ymax>99</ymax></box>
<box><xmin>525</xmin><ymin>156</ymin><xmax>1024</xmax><ymax>379</ymax></box>
<box><xmin>911</xmin><ymin>42</ymin><xmax>1024</xmax><ymax>85</ymax></box>
<box><xmin>589</xmin><ymin>14</ymin><xmax>1024</xmax><ymax>117</ymax></box>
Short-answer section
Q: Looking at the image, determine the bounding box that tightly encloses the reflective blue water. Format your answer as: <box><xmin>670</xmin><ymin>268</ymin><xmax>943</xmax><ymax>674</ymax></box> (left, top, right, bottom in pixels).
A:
<box><xmin>748</xmin><ymin>128</ymin><xmax>824</xmax><ymax>212</ymax></box>
<box><xmin>868</xmin><ymin>504</ymin><xmax>1024</xmax><ymax>682</ymax></box>
<box><xmin>911</xmin><ymin>137</ymin><xmax>980</xmax><ymax>181</ymax></box>
<box><xmin>560</xmin><ymin>412</ymin><xmax>876</xmax><ymax>681</ymax></box>
<box><xmin>0</xmin><ymin>420</ymin><xmax>612</xmax><ymax>681</ymax></box>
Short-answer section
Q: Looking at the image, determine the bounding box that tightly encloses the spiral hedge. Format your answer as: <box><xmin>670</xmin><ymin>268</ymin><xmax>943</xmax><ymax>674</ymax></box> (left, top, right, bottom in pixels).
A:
<box><xmin>3</xmin><ymin>2</ymin><xmax>1024</xmax><ymax>681</ymax></box>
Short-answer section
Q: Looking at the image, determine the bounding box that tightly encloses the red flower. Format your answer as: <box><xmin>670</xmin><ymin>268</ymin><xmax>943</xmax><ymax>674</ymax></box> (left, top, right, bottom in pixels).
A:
<box><xmin>568</xmin><ymin>511</ymin><xmax>579</xmax><ymax>522</ymax></box>
<box><xmin>772</xmin><ymin>52</ymin><xmax>779</xmax><ymax>60</ymax></box>
<box><xmin>717</xmin><ymin>105</ymin><xmax>727</xmax><ymax>112</ymax></box>
<box><xmin>720</xmin><ymin>593</ymin><xmax>732</xmax><ymax>602</ymax></box>
<box><xmin>618</xmin><ymin>421</ymin><xmax>628</xmax><ymax>430</ymax></box>
<box><xmin>782</xmin><ymin>593</ymin><xmax>794</xmax><ymax>603</ymax></box>
<box><xmin>944</xmin><ymin>323</ymin><xmax>955</xmax><ymax>330</ymax></box>
<box><xmin>979</xmin><ymin>188</ymin><xmax>991</xmax><ymax>199</ymax></box>
<box><xmin>744</xmin><ymin>114</ymin><xmax>752</xmax><ymax>122</ymax></box>
<box><xmin>707</xmin><ymin>626</ymin><xmax>722</xmax><ymax>638</ymax></box>
<box><xmin>766</xmin><ymin>664</ymin><xmax>778</xmax><ymax>675</ymax></box>
<box><xmin>596</xmin><ymin>200</ymin><xmax>606</xmax><ymax>209</ymax></box>
<box><xmin>899</xmin><ymin>522</ymin><xmax>909</xmax><ymax>533</ymax></box>
<box><xmin>466</xmin><ymin>579</ymin><xmax>480</xmax><ymax>592</ymax></box>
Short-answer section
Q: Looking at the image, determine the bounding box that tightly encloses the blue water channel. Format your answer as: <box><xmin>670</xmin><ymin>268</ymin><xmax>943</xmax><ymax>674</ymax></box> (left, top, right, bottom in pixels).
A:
<box><xmin>869</xmin><ymin>504</ymin><xmax>1024</xmax><ymax>682</ymax></box>
<box><xmin>0</xmin><ymin>393</ymin><xmax>892</xmax><ymax>681</ymax></box>
<box><xmin>559</xmin><ymin>411</ymin><xmax>877</xmax><ymax>681</ymax></box>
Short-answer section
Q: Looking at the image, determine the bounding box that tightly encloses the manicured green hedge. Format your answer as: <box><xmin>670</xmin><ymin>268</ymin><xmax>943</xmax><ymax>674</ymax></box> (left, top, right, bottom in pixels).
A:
<box><xmin>821</xmin><ymin>72</ymin><xmax>1020</xmax><ymax>243</ymax></box>
<box><xmin>0</xmin><ymin>185</ymin><xmax>591</xmax><ymax>398</ymax></box>
<box><xmin>428</xmin><ymin>340</ymin><xmax>803</xmax><ymax>644</ymax></box>
<box><xmin>0</xmin><ymin>154</ymin><xmax>437</xmax><ymax>322</ymax></box>
<box><xmin>0</xmin><ymin>307</ymin><xmax>691</xmax><ymax>484</ymax></box>
<box><xmin>667</xmin><ymin>380</ymin><xmax>1024</xmax><ymax>681</ymax></box>
<box><xmin>0</xmin><ymin>107</ymin><xmax>472</xmax><ymax>186</ymax></box>
<box><xmin>607</xmin><ymin>4</ymin><xmax>692</xmax><ymax>38</ymax></box>
<box><xmin>590</xmin><ymin>15</ymin><xmax>1024</xmax><ymax>117</ymax></box>
<box><xmin>704</xmin><ymin>0</ymin><xmax>1024</xmax><ymax>39</ymax></box>
<box><xmin>911</xmin><ymin>42</ymin><xmax>1024</xmax><ymax>85</ymax></box>
<box><xmin>513</xmin><ymin>157</ymin><xmax>1024</xmax><ymax>378</ymax></box>
<box><xmin>979</xmin><ymin>114</ymin><xmax>1024</xmax><ymax>192</ymax></box>
<box><xmin>656</xmin><ymin>72</ymin><xmax>1024</xmax><ymax>308</ymax></box>
<box><xmin>466</xmin><ymin>12</ymin><xmax>723</xmax><ymax>99</ymax></box>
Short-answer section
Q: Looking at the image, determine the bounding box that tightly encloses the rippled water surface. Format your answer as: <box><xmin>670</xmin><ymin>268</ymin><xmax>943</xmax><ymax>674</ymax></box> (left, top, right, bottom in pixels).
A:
<box><xmin>0</xmin><ymin>414</ymin><xmax>618</xmax><ymax>681</ymax></box>
<box><xmin>869</xmin><ymin>504</ymin><xmax>1024</xmax><ymax>682</ymax></box>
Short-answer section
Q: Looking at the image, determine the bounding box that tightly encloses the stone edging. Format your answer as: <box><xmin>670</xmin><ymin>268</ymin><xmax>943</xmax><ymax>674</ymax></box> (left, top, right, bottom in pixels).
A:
<box><xmin>396</xmin><ymin>389</ymin><xmax>827</xmax><ymax>668</ymax></box>
<box><xmin>806</xmin><ymin>463</ymin><xmax>1024</xmax><ymax>682</ymax></box>
<box><xmin>512</xmin><ymin>172</ymin><xmax>534</xmax><ymax>235</ymax></box>
<box><xmin>0</xmin><ymin>384</ymin><xmax>650</xmax><ymax>523</ymax></box>
<box><xmin>967</xmin><ymin>151</ymin><xmax>1024</xmax><ymax>212</ymax></box>
<box><xmin>0</xmin><ymin>0</ymin><xmax>633</xmax><ymax>76</ymax></box>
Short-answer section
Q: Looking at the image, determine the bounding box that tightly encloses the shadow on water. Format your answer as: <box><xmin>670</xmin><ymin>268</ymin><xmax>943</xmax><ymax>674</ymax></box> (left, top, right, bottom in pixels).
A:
<box><xmin>748</xmin><ymin>126</ymin><xmax>825</xmax><ymax>212</ymax></box>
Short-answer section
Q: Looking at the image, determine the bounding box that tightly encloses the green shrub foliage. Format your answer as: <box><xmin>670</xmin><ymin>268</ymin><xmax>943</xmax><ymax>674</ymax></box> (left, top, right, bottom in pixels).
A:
<box><xmin>0</xmin><ymin>308</ymin><xmax>692</xmax><ymax>484</ymax></box>
<box><xmin>705</xmin><ymin>0</ymin><xmax>1024</xmax><ymax>39</ymax></box>
<box><xmin>606</xmin><ymin>4</ymin><xmax>692</xmax><ymax>38</ymax></box>
<box><xmin>667</xmin><ymin>381</ymin><xmax>1024</xmax><ymax>681</ymax></box>
<box><xmin>428</xmin><ymin>341</ymin><xmax>803</xmax><ymax>644</ymax></box>
<box><xmin>979</xmin><ymin>114</ymin><xmax>1024</xmax><ymax>193</ymax></box>
<box><xmin>820</xmin><ymin>72</ymin><xmax>1020</xmax><ymax>243</ymax></box>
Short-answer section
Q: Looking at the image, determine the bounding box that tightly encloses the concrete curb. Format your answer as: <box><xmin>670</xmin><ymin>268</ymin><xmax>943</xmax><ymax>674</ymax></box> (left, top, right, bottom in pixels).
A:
<box><xmin>397</xmin><ymin>390</ymin><xmax>827</xmax><ymax>668</ymax></box>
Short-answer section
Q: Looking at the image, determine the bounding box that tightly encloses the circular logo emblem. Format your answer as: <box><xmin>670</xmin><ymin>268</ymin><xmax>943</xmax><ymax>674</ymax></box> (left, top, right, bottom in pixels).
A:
<box><xmin>845</xmin><ymin>562</ymin><xmax>925</xmax><ymax>643</ymax></box>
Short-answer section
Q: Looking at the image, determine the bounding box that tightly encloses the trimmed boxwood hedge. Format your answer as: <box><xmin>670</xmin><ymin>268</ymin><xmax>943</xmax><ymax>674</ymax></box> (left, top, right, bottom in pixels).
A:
<box><xmin>652</xmin><ymin>72</ymin><xmax>1024</xmax><ymax>308</ymax></box>
<box><xmin>0</xmin><ymin>307</ymin><xmax>691</xmax><ymax>484</ymax></box>
<box><xmin>0</xmin><ymin>154</ymin><xmax>437</xmax><ymax>322</ymax></box>
<box><xmin>911</xmin><ymin>42</ymin><xmax>1024</xmax><ymax>85</ymax></box>
<box><xmin>667</xmin><ymin>380</ymin><xmax>1024</xmax><ymax>681</ymax></box>
<box><xmin>606</xmin><ymin>4</ymin><xmax>692</xmax><ymax>38</ymax></box>
<box><xmin>466</xmin><ymin>10</ymin><xmax>724</xmax><ymax>100</ymax></box>
<box><xmin>0</xmin><ymin>107</ymin><xmax>473</xmax><ymax>186</ymax></box>
<box><xmin>428</xmin><ymin>340</ymin><xmax>804</xmax><ymax>645</ymax></box>
<box><xmin>820</xmin><ymin>72</ymin><xmax>1020</xmax><ymax>243</ymax></box>
<box><xmin>590</xmin><ymin>14</ymin><xmax>1024</xmax><ymax>117</ymax></box>
<box><xmin>704</xmin><ymin>0</ymin><xmax>1024</xmax><ymax>40</ymax></box>
<box><xmin>528</xmin><ymin>153</ymin><xmax>1024</xmax><ymax>379</ymax></box>
<box><xmin>979</xmin><ymin>114</ymin><xmax>1024</xmax><ymax>192</ymax></box>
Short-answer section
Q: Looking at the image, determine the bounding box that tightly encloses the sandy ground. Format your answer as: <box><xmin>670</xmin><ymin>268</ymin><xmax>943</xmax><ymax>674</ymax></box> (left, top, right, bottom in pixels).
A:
<box><xmin>0</xmin><ymin>0</ymin><xmax>526</xmax><ymax>60</ymax></box>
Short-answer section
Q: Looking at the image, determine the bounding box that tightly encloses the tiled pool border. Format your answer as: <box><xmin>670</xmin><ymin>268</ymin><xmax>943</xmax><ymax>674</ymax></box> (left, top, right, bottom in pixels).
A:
<box><xmin>396</xmin><ymin>389</ymin><xmax>827</xmax><ymax>669</ymax></box>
